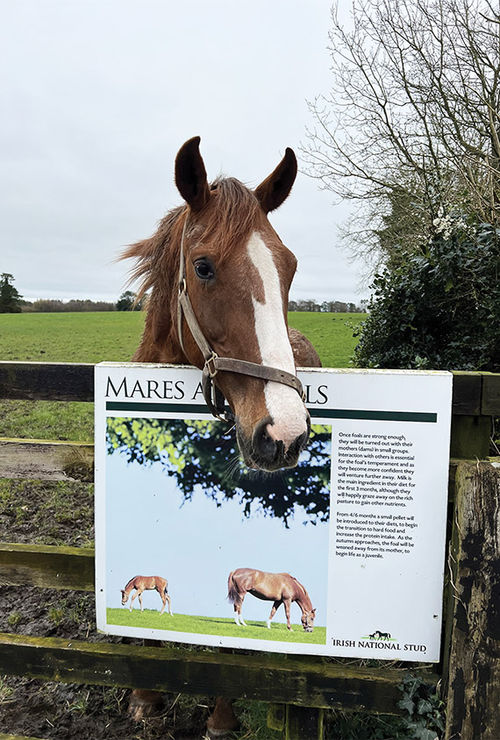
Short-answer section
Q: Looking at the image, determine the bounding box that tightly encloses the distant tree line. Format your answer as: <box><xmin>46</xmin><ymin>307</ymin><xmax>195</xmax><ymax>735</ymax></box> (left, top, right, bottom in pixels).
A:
<box><xmin>22</xmin><ymin>298</ymin><xmax>116</xmax><ymax>312</ymax></box>
<box><xmin>288</xmin><ymin>299</ymin><xmax>365</xmax><ymax>313</ymax></box>
<box><xmin>1</xmin><ymin>274</ymin><xmax>364</xmax><ymax>314</ymax></box>
<box><xmin>0</xmin><ymin>279</ymin><xmax>147</xmax><ymax>313</ymax></box>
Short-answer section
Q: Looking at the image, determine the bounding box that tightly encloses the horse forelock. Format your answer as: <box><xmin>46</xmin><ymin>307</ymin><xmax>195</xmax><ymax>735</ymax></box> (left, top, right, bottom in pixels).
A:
<box><xmin>121</xmin><ymin>178</ymin><xmax>261</xmax><ymax>303</ymax></box>
<box><xmin>203</xmin><ymin>177</ymin><xmax>261</xmax><ymax>258</ymax></box>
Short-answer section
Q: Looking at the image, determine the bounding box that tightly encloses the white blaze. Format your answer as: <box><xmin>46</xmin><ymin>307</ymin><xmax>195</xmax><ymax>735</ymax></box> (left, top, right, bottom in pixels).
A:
<box><xmin>247</xmin><ymin>232</ymin><xmax>308</xmax><ymax>448</ymax></box>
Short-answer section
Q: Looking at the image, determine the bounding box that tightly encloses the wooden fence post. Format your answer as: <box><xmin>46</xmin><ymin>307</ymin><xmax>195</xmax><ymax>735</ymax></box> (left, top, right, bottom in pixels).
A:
<box><xmin>284</xmin><ymin>705</ymin><xmax>324</xmax><ymax>740</ymax></box>
<box><xmin>443</xmin><ymin>460</ymin><xmax>500</xmax><ymax>740</ymax></box>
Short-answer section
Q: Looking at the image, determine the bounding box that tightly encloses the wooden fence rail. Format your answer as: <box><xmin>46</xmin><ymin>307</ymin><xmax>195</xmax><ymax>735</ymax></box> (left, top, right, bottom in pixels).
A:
<box><xmin>0</xmin><ymin>361</ymin><xmax>499</xmax><ymax>739</ymax></box>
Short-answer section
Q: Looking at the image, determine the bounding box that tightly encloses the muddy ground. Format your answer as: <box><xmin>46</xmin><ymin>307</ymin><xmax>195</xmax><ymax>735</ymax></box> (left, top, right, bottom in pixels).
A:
<box><xmin>0</xmin><ymin>479</ymin><xmax>416</xmax><ymax>740</ymax></box>
<box><xmin>0</xmin><ymin>479</ymin><xmax>277</xmax><ymax>739</ymax></box>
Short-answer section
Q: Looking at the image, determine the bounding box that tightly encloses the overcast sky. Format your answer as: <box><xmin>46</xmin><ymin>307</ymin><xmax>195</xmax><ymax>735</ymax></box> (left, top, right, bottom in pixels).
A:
<box><xmin>1</xmin><ymin>1</ymin><xmax>365</xmax><ymax>304</ymax></box>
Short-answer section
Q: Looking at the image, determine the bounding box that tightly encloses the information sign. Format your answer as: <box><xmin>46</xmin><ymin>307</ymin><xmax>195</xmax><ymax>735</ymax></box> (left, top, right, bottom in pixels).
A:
<box><xmin>95</xmin><ymin>363</ymin><xmax>452</xmax><ymax>660</ymax></box>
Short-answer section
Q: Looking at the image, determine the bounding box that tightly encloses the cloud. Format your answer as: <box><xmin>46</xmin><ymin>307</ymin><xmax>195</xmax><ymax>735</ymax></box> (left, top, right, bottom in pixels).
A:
<box><xmin>1</xmin><ymin>1</ymin><xmax>366</xmax><ymax>304</ymax></box>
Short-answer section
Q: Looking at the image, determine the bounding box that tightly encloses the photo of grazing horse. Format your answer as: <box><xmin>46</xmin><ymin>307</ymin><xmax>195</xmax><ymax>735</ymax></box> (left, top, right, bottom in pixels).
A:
<box><xmin>120</xmin><ymin>575</ymin><xmax>173</xmax><ymax>615</ymax></box>
<box><xmin>122</xmin><ymin>136</ymin><xmax>320</xmax><ymax>726</ymax></box>
<box><xmin>227</xmin><ymin>568</ymin><xmax>316</xmax><ymax>632</ymax></box>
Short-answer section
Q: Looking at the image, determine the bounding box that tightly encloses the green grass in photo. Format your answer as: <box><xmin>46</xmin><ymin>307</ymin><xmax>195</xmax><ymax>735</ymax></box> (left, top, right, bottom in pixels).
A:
<box><xmin>107</xmin><ymin>608</ymin><xmax>326</xmax><ymax>645</ymax></box>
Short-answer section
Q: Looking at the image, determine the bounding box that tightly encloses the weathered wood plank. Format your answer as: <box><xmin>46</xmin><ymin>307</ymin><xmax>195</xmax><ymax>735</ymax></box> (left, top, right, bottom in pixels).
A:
<box><xmin>0</xmin><ymin>362</ymin><xmax>94</xmax><ymax>401</ymax></box>
<box><xmin>0</xmin><ymin>632</ymin><xmax>438</xmax><ymax>714</ymax></box>
<box><xmin>449</xmin><ymin>416</ymin><xmax>492</xmax><ymax>459</ymax></box>
<box><xmin>0</xmin><ymin>362</ymin><xmax>499</xmax><ymax>415</ymax></box>
<box><xmin>443</xmin><ymin>461</ymin><xmax>500</xmax><ymax>740</ymax></box>
<box><xmin>0</xmin><ymin>438</ymin><xmax>94</xmax><ymax>481</ymax></box>
<box><xmin>451</xmin><ymin>372</ymin><xmax>483</xmax><ymax>415</ymax></box>
<box><xmin>0</xmin><ymin>734</ymin><xmax>47</xmax><ymax>740</ymax></box>
<box><xmin>482</xmin><ymin>373</ymin><xmax>500</xmax><ymax>416</ymax></box>
<box><xmin>267</xmin><ymin>704</ymin><xmax>286</xmax><ymax>731</ymax></box>
<box><xmin>0</xmin><ymin>543</ymin><xmax>94</xmax><ymax>591</ymax></box>
<box><xmin>285</xmin><ymin>705</ymin><xmax>324</xmax><ymax>740</ymax></box>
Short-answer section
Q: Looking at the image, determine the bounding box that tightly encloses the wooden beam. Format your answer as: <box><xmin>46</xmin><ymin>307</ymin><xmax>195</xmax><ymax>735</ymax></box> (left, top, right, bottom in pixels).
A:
<box><xmin>0</xmin><ymin>632</ymin><xmax>438</xmax><ymax>714</ymax></box>
<box><xmin>443</xmin><ymin>461</ymin><xmax>500</xmax><ymax>740</ymax></box>
<box><xmin>449</xmin><ymin>416</ymin><xmax>492</xmax><ymax>459</ymax></box>
<box><xmin>0</xmin><ymin>543</ymin><xmax>94</xmax><ymax>591</ymax></box>
<box><xmin>285</xmin><ymin>705</ymin><xmax>324</xmax><ymax>740</ymax></box>
<box><xmin>482</xmin><ymin>374</ymin><xmax>500</xmax><ymax>416</ymax></box>
<box><xmin>0</xmin><ymin>362</ymin><xmax>499</xmax><ymax>415</ymax></box>
<box><xmin>0</xmin><ymin>734</ymin><xmax>47</xmax><ymax>740</ymax></box>
<box><xmin>0</xmin><ymin>438</ymin><xmax>94</xmax><ymax>481</ymax></box>
<box><xmin>0</xmin><ymin>362</ymin><xmax>94</xmax><ymax>402</ymax></box>
<box><xmin>451</xmin><ymin>372</ymin><xmax>483</xmax><ymax>415</ymax></box>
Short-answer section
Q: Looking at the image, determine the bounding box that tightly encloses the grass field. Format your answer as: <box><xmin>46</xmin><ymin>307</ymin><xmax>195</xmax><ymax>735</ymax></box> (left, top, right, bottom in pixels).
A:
<box><xmin>0</xmin><ymin>310</ymin><xmax>364</xmax><ymax>441</ymax></box>
<box><xmin>107</xmin><ymin>608</ymin><xmax>327</xmax><ymax>645</ymax></box>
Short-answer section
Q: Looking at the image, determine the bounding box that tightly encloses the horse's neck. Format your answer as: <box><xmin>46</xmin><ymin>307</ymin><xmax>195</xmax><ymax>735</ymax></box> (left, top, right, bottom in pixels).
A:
<box><xmin>294</xmin><ymin>585</ymin><xmax>313</xmax><ymax>612</ymax></box>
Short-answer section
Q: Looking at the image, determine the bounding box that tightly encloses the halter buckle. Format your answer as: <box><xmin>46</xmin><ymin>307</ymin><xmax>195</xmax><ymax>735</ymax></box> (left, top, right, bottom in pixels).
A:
<box><xmin>205</xmin><ymin>352</ymin><xmax>219</xmax><ymax>379</ymax></box>
<box><xmin>179</xmin><ymin>277</ymin><xmax>187</xmax><ymax>295</ymax></box>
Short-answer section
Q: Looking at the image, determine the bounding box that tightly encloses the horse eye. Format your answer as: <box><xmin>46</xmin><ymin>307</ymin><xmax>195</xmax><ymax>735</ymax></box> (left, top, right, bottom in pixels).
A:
<box><xmin>194</xmin><ymin>259</ymin><xmax>215</xmax><ymax>281</ymax></box>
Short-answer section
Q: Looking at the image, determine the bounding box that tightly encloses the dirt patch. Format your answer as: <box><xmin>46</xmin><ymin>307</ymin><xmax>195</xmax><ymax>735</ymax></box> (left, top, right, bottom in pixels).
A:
<box><xmin>0</xmin><ymin>479</ymin><xmax>276</xmax><ymax>739</ymax></box>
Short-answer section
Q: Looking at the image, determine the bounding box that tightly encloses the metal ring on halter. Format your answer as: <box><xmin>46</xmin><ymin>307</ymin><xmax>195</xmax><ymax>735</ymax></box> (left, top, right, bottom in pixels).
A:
<box><xmin>204</xmin><ymin>352</ymin><xmax>219</xmax><ymax>379</ymax></box>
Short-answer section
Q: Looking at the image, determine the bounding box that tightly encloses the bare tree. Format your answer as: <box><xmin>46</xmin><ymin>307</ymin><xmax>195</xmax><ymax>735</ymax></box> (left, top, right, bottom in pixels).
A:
<box><xmin>302</xmin><ymin>0</ymin><xmax>500</xmax><ymax>263</ymax></box>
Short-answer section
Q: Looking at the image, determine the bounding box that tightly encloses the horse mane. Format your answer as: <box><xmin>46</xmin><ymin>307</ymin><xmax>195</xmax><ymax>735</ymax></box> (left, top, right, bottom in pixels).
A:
<box><xmin>121</xmin><ymin>177</ymin><xmax>261</xmax><ymax>303</ymax></box>
<box><xmin>291</xmin><ymin>576</ymin><xmax>306</xmax><ymax>595</ymax></box>
<box><xmin>290</xmin><ymin>575</ymin><xmax>313</xmax><ymax>608</ymax></box>
<box><xmin>124</xmin><ymin>575</ymin><xmax>139</xmax><ymax>591</ymax></box>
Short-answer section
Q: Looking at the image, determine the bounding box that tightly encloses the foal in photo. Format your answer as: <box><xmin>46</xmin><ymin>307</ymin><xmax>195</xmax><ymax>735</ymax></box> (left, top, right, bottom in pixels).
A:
<box><xmin>121</xmin><ymin>575</ymin><xmax>173</xmax><ymax>615</ymax></box>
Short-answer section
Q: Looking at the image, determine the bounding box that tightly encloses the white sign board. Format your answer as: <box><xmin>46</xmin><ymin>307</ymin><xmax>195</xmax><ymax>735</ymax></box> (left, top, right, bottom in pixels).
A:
<box><xmin>95</xmin><ymin>363</ymin><xmax>452</xmax><ymax>660</ymax></box>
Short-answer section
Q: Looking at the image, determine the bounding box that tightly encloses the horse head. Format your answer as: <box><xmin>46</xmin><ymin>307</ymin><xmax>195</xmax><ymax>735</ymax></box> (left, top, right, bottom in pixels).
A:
<box><xmin>128</xmin><ymin>137</ymin><xmax>311</xmax><ymax>472</ymax></box>
<box><xmin>120</xmin><ymin>589</ymin><xmax>128</xmax><ymax>605</ymax></box>
<box><xmin>301</xmin><ymin>608</ymin><xmax>316</xmax><ymax>632</ymax></box>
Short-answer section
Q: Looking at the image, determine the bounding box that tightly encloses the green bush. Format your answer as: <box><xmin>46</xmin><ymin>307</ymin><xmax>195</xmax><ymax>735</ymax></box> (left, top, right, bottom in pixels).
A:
<box><xmin>353</xmin><ymin>222</ymin><xmax>499</xmax><ymax>372</ymax></box>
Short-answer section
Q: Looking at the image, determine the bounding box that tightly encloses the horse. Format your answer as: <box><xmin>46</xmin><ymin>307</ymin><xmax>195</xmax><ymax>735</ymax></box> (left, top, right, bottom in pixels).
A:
<box><xmin>123</xmin><ymin>135</ymin><xmax>321</xmax><ymax>471</ymax></box>
<box><xmin>120</xmin><ymin>575</ymin><xmax>173</xmax><ymax>615</ymax></box>
<box><xmin>123</xmin><ymin>136</ymin><xmax>321</xmax><ymax>729</ymax></box>
<box><xmin>227</xmin><ymin>568</ymin><xmax>316</xmax><ymax>632</ymax></box>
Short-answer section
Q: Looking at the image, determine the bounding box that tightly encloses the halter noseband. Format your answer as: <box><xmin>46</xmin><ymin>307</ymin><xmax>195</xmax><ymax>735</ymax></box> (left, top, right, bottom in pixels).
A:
<box><xmin>177</xmin><ymin>212</ymin><xmax>305</xmax><ymax>422</ymax></box>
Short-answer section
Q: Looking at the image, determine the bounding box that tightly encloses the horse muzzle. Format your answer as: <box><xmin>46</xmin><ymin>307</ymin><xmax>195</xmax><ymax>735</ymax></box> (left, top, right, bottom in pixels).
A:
<box><xmin>237</xmin><ymin>414</ymin><xmax>310</xmax><ymax>472</ymax></box>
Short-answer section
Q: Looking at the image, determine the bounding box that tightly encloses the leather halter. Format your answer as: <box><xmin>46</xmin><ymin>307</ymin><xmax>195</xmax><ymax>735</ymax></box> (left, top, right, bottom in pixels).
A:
<box><xmin>177</xmin><ymin>212</ymin><xmax>305</xmax><ymax>421</ymax></box>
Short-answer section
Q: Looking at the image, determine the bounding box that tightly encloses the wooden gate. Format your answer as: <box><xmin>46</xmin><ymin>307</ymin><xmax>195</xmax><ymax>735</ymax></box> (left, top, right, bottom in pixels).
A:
<box><xmin>0</xmin><ymin>362</ymin><xmax>498</xmax><ymax>739</ymax></box>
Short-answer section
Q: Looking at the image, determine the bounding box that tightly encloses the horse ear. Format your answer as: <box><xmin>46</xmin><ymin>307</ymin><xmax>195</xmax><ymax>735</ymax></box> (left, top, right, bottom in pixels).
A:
<box><xmin>254</xmin><ymin>147</ymin><xmax>297</xmax><ymax>213</ymax></box>
<box><xmin>175</xmin><ymin>136</ymin><xmax>210</xmax><ymax>211</ymax></box>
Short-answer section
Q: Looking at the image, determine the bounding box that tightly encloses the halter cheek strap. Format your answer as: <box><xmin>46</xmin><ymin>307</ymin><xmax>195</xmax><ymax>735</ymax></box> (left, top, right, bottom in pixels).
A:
<box><xmin>177</xmin><ymin>212</ymin><xmax>305</xmax><ymax>422</ymax></box>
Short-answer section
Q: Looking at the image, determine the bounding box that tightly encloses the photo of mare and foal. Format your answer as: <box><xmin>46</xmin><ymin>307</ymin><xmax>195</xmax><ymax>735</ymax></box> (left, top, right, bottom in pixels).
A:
<box><xmin>104</xmin><ymin>417</ymin><xmax>331</xmax><ymax>645</ymax></box>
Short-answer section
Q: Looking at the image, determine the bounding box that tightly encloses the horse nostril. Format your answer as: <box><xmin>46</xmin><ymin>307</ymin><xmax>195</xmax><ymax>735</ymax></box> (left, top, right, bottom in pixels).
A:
<box><xmin>288</xmin><ymin>430</ymin><xmax>308</xmax><ymax>459</ymax></box>
<box><xmin>252</xmin><ymin>420</ymin><xmax>278</xmax><ymax>463</ymax></box>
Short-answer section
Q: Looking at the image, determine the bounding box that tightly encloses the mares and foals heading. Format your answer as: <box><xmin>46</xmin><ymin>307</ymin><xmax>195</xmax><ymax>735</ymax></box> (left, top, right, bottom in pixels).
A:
<box><xmin>105</xmin><ymin>373</ymin><xmax>329</xmax><ymax>406</ymax></box>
